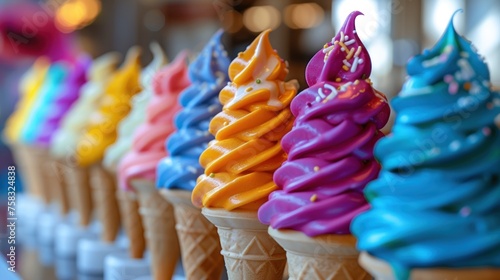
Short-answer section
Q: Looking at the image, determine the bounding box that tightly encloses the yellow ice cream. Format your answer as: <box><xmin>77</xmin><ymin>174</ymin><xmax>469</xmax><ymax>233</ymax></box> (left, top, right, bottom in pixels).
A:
<box><xmin>4</xmin><ymin>57</ymin><xmax>50</xmax><ymax>143</ymax></box>
<box><xmin>103</xmin><ymin>43</ymin><xmax>167</xmax><ymax>171</ymax></box>
<box><xmin>192</xmin><ymin>30</ymin><xmax>299</xmax><ymax>211</ymax></box>
<box><xmin>75</xmin><ymin>46</ymin><xmax>142</xmax><ymax>167</ymax></box>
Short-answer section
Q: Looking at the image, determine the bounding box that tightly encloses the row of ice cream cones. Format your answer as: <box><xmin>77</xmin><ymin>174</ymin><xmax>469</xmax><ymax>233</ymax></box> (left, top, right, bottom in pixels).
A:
<box><xmin>6</xmin><ymin>9</ymin><xmax>500</xmax><ymax>280</ymax></box>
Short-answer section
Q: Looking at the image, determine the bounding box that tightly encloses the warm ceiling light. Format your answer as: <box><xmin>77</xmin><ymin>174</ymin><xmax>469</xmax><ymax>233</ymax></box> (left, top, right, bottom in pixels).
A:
<box><xmin>83</xmin><ymin>0</ymin><xmax>101</xmax><ymax>23</ymax></box>
<box><xmin>284</xmin><ymin>3</ymin><xmax>324</xmax><ymax>29</ymax></box>
<box><xmin>243</xmin><ymin>5</ymin><xmax>281</xmax><ymax>32</ymax></box>
<box><xmin>55</xmin><ymin>0</ymin><xmax>101</xmax><ymax>33</ymax></box>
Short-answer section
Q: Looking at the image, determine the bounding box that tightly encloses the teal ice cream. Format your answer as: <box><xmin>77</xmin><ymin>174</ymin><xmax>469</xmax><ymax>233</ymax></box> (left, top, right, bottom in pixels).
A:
<box><xmin>20</xmin><ymin>62</ymin><xmax>69</xmax><ymax>145</ymax></box>
<box><xmin>351</xmin><ymin>12</ymin><xmax>500</xmax><ymax>279</ymax></box>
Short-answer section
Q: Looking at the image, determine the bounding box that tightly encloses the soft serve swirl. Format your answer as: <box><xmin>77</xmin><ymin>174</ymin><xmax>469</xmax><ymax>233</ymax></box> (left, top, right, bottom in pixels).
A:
<box><xmin>156</xmin><ymin>30</ymin><xmax>230</xmax><ymax>191</ymax></box>
<box><xmin>191</xmin><ymin>29</ymin><xmax>299</xmax><ymax>210</ymax></box>
<box><xmin>351</xmin><ymin>12</ymin><xmax>500</xmax><ymax>280</ymax></box>
<box><xmin>258</xmin><ymin>11</ymin><xmax>389</xmax><ymax>236</ymax></box>
<box><xmin>4</xmin><ymin>57</ymin><xmax>50</xmax><ymax>144</ymax></box>
<box><xmin>119</xmin><ymin>51</ymin><xmax>190</xmax><ymax>190</ymax></box>
<box><xmin>35</xmin><ymin>55</ymin><xmax>91</xmax><ymax>146</ymax></box>
<box><xmin>20</xmin><ymin>61</ymin><xmax>70</xmax><ymax>145</ymax></box>
<box><xmin>51</xmin><ymin>52</ymin><xmax>120</xmax><ymax>159</ymax></box>
<box><xmin>75</xmin><ymin>47</ymin><xmax>142</xmax><ymax>167</ymax></box>
<box><xmin>103</xmin><ymin>43</ymin><xmax>167</xmax><ymax>171</ymax></box>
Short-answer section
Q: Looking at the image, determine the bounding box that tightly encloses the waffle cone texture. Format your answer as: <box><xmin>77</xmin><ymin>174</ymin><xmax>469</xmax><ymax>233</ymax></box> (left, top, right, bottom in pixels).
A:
<box><xmin>91</xmin><ymin>164</ymin><xmax>121</xmax><ymax>242</ymax></box>
<box><xmin>65</xmin><ymin>164</ymin><xmax>93</xmax><ymax>226</ymax></box>
<box><xmin>132</xmin><ymin>179</ymin><xmax>180</xmax><ymax>280</ymax></box>
<box><xmin>268</xmin><ymin>228</ymin><xmax>370</xmax><ymax>280</ymax></box>
<box><xmin>117</xmin><ymin>188</ymin><xmax>146</xmax><ymax>259</ymax></box>
<box><xmin>202</xmin><ymin>208</ymin><xmax>287</xmax><ymax>280</ymax></box>
<box><xmin>160</xmin><ymin>189</ymin><xmax>224</xmax><ymax>280</ymax></box>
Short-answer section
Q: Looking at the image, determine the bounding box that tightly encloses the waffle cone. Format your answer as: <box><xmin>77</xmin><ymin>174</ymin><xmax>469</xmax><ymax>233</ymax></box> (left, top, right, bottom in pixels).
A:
<box><xmin>31</xmin><ymin>146</ymin><xmax>53</xmax><ymax>204</ymax></box>
<box><xmin>46</xmin><ymin>156</ymin><xmax>71</xmax><ymax>215</ymax></box>
<box><xmin>202</xmin><ymin>208</ymin><xmax>286</xmax><ymax>280</ymax></box>
<box><xmin>9</xmin><ymin>142</ymin><xmax>42</xmax><ymax>199</ymax></box>
<box><xmin>116</xmin><ymin>188</ymin><xmax>146</xmax><ymax>259</ymax></box>
<box><xmin>160</xmin><ymin>189</ymin><xmax>224</xmax><ymax>280</ymax></box>
<box><xmin>268</xmin><ymin>228</ymin><xmax>370</xmax><ymax>280</ymax></box>
<box><xmin>131</xmin><ymin>179</ymin><xmax>180</xmax><ymax>280</ymax></box>
<box><xmin>359</xmin><ymin>251</ymin><xmax>500</xmax><ymax>280</ymax></box>
<box><xmin>64</xmin><ymin>165</ymin><xmax>93</xmax><ymax>226</ymax></box>
<box><xmin>13</xmin><ymin>144</ymin><xmax>52</xmax><ymax>204</ymax></box>
<box><xmin>90</xmin><ymin>164</ymin><xmax>121</xmax><ymax>242</ymax></box>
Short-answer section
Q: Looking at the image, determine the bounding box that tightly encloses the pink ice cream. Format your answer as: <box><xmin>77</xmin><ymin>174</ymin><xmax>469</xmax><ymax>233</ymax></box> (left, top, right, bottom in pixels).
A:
<box><xmin>258</xmin><ymin>11</ymin><xmax>390</xmax><ymax>236</ymax></box>
<box><xmin>118</xmin><ymin>51</ymin><xmax>191</xmax><ymax>191</ymax></box>
<box><xmin>35</xmin><ymin>55</ymin><xmax>91</xmax><ymax>146</ymax></box>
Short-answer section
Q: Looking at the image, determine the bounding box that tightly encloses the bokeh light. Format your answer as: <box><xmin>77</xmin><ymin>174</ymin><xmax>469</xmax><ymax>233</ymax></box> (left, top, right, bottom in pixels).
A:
<box><xmin>243</xmin><ymin>5</ymin><xmax>281</xmax><ymax>33</ymax></box>
<box><xmin>55</xmin><ymin>0</ymin><xmax>101</xmax><ymax>33</ymax></box>
<box><xmin>221</xmin><ymin>10</ymin><xmax>243</xmax><ymax>34</ymax></box>
<box><xmin>144</xmin><ymin>9</ymin><xmax>165</xmax><ymax>32</ymax></box>
<box><xmin>284</xmin><ymin>3</ymin><xmax>324</xmax><ymax>29</ymax></box>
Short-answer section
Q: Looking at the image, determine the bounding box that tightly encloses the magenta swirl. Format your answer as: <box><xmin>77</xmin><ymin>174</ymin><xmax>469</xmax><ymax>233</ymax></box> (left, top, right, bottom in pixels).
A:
<box><xmin>306</xmin><ymin>11</ymin><xmax>371</xmax><ymax>86</ymax></box>
<box><xmin>258</xmin><ymin>11</ymin><xmax>390</xmax><ymax>237</ymax></box>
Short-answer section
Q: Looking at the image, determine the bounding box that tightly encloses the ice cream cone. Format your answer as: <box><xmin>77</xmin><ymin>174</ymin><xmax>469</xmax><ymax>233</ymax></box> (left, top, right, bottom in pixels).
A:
<box><xmin>13</xmin><ymin>143</ymin><xmax>52</xmax><ymax>204</ymax></box>
<box><xmin>268</xmin><ymin>228</ymin><xmax>370</xmax><ymax>280</ymax></box>
<box><xmin>64</xmin><ymin>164</ymin><xmax>93</xmax><ymax>226</ymax></box>
<box><xmin>33</xmin><ymin>146</ymin><xmax>55</xmax><ymax>204</ymax></box>
<box><xmin>358</xmin><ymin>251</ymin><xmax>500</xmax><ymax>280</ymax></box>
<box><xmin>116</xmin><ymin>188</ymin><xmax>146</xmax><ymax>259</ymax></box>
<box><xmin>8</xmin><ymin>142</ymin><xmax>43</xmax><ymax>199</ymax></box>
<box><xmin>201</xmin><ymin>208</ymin><xmax>286</xmax><ymax>280</ymax></box>
<box><xmin>90</xmin><ymin>164</ymin><xmax>121</xmax><ymax>242</ymax></box>
<box><xmin>46</xmin><ymin>156</ymin><xmax>71</xmax><ymax>215</ymax></box>
<box><xmin>131</xmin><ymin>179</ymin><xmax>180</xmax><ymax>280</ymax></box>
<box><xmin>160</xmin><ymin>189</ymin><xmax>223</xmax><ymax>280</ymax></box>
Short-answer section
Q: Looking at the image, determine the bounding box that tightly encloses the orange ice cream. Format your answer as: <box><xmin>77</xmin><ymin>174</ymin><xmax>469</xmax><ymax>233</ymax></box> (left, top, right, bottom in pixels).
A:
<box><xmin>75</xmin><ymin>47</ymin><xmax>142</xmax><ymax>167</ymax></box>
<box><xmin>192</xmin><ymin>29</ymin><xmax>299</xmax><ymax>211</ymax></box>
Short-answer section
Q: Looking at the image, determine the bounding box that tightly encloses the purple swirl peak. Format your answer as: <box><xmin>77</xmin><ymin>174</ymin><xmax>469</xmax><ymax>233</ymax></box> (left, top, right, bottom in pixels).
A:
<box><xmin>306</xmin><ymin>11</ymin><xmax>371</xmax><ymax>86</ymax></box>
<box><xmin>258</xmin><ymin>11</ymin><xmax>389</xmax><ymax>237</ymax></box>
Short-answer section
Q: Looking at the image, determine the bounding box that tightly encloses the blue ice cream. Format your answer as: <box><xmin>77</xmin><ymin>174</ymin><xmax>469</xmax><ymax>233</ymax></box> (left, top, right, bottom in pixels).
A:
<box><xmin>156</xmin><ymin>30</ymin><xmax>230</xmax><ymax>191</ymax></box>
<box><xmin>351</xmin><ymin>12</ymin><xmax>500</xmax><ymax>280</ymax></box>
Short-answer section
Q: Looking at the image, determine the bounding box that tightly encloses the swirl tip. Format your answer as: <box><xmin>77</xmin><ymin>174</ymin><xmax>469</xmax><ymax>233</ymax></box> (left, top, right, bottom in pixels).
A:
<box><xmin>253</xmin><ymin>29</ymin><xmax>272</xmax><ymax>45</ymax></box>
<box><xmin>123</xmin><ymin>46</ymin><xmax>142</xmax><ymax>66</ymax></box>
<box><xmin>149</xmin><ymin>41</ymin><xmax>167</xmax><ymax>63</ymax></box>
<box><xmin>211</xmin><ymin>28</ymin><xmax>227</xmax><ymax>45</ymax></box>
<box><xmin>350</xmin><ymin>10</ymin><xmax>364</xmax><ymax>17</ymax></box>
<box><xmin>447</xmin><ymin>9</ymin><xmax>464</xmax><ymax>30</ymax></box>
<box><xmin>345</xmin><ymin>11</ymin><xmax>364</xmax><ymax>28</ymax></box>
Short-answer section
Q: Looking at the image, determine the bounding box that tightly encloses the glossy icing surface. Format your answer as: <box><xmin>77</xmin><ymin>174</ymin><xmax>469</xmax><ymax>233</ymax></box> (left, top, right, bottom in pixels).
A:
<box><xmin>20</xmin><ymin>61</ymin><xmax>70</xmax><ymax>144</ymax></box>
<box><xmin>119</xmin><ymin>51</ymin><xmax>190</xmax><ymax>190</ymax></box>
<box><xmin>351</xmin><ymin>12</ymin><xmax>500</xmax><ymax>279</ymax></box>
<box><xmin>4</xmin><ymin>57</ymin><xmax>50</xmax><ymax>143</ymax></box>
<box><xmin>157</xmin><ymin>30</ymin><xmax>230</xmax><ymax>192</ymax></box>
<box><xmin>51</xmin><ymin>52</ymin><xmax>120</xmax><ymax>158</ymax></box>
<box><xmin>191</xmin><ymin>29</ymin><xmax>299</xmax><ymax>210</ymax></box>
<box><xmin>258</xmin><ymin>12</ymin><xmax>389</xmax><ymax>236</ymax></box>
<box><xmin>104</xmin><ymin>43</ymin><xmax>167</xmax><ymax>171</ymax></box>
<box><xmin>34</xmin><ymin>55</ymin><xmax>91</xmax><ymax>146</ymax></box>
<box><xmin>75</xmin><ymin>47</ymin><xmax>142</xmax><ymax>167</ymax></box>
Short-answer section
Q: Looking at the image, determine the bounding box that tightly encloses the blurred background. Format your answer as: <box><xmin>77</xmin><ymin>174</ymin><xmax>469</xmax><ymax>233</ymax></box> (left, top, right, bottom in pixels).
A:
<box><xmin>0</xmin><ymin>0</ymin><xmax>499</xmax><ymax>277</ymax></box>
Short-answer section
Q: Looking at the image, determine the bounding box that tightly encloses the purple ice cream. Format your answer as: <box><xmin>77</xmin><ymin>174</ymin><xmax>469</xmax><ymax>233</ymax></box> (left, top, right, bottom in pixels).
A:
<box><xmin>258</xmin><ymin>11</ymin><xmax>390</xmax><ymax>237</ymax></box>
